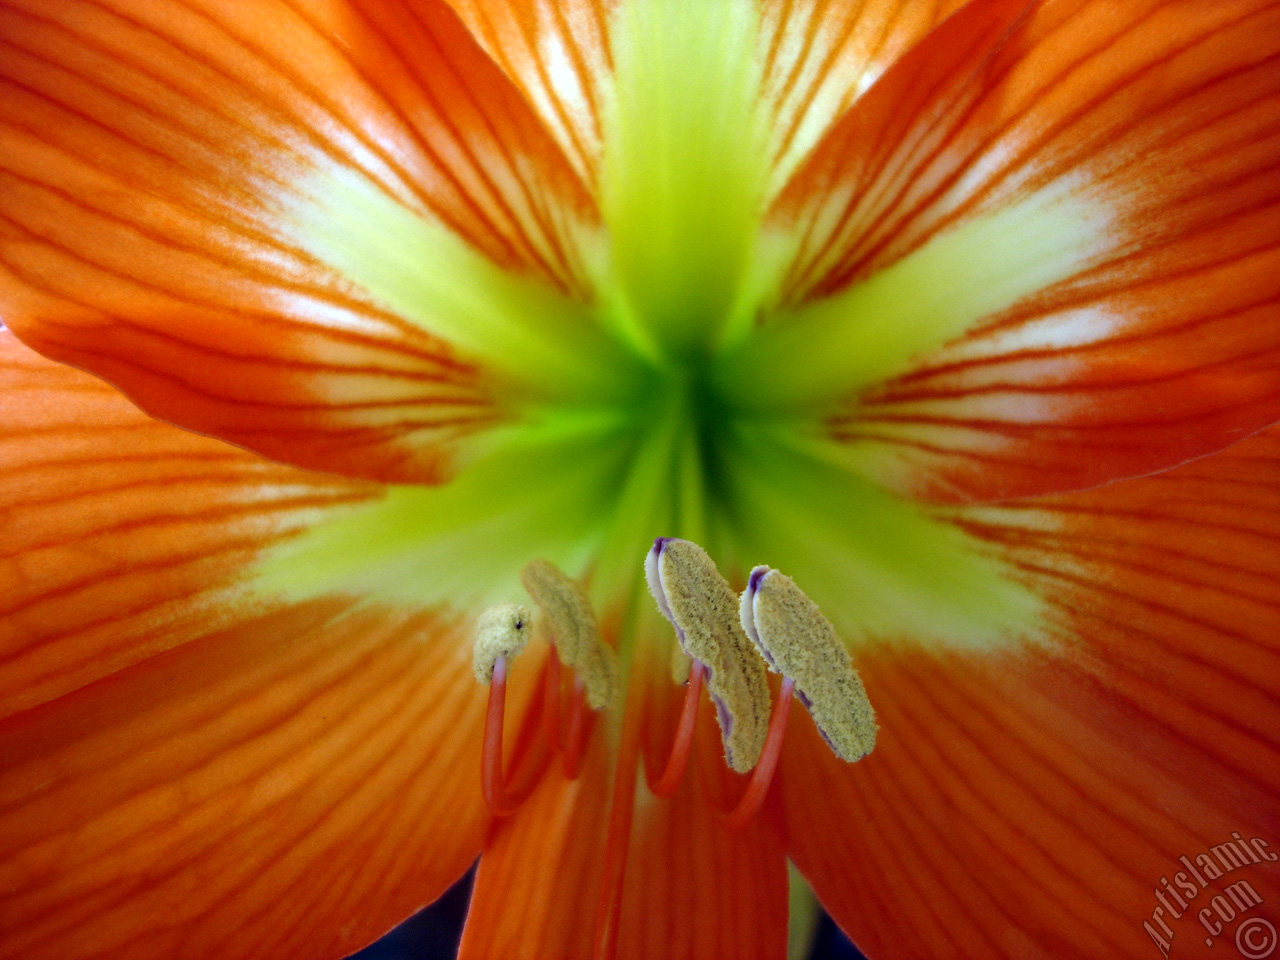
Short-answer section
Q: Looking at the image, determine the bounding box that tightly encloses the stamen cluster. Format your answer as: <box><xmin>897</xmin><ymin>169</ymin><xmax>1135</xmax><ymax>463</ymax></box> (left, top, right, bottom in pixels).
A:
<box><xmin>470</xmin><ymin>541</ymin><xmax>876</xmax><ymax>834</ymax></box>
<box><xmin>647</xmin><ymin>538</ymin><xmax>877</xmax><ymax>772</ymax></box>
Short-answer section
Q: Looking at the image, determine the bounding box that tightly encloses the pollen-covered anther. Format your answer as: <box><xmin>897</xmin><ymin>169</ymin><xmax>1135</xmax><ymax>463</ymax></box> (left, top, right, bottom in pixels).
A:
<box><xmin>741</xmin><ymin>567</ymin><xmax>877</xmax><ymax>762</ymax></box>
<box><xmin>472</xmin><ymin>602</ymin><xmax>535</xmax><ymax>684</ymax></box>
<box><xmin>520</xmin><ymin>559</ymin><xmax>618</xmax><ymax>710</ymax></box>
<box><xmin>646</xmin><ymin>538</ymin><xmax>771</xmax><ymax>773</ymax></box>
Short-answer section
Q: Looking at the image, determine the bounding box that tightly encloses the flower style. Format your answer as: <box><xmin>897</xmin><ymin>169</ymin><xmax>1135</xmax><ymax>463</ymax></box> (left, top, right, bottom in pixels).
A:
<box><xmin>1</xmin><ymin>1</ymin><xmax>1279</xmax><ymax>959</ymax></box>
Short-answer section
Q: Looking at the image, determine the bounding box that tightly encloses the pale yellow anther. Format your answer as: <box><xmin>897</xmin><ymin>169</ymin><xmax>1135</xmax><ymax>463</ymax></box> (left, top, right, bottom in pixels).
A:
<box><xmin>740</xmin><ymin>568</ymin><xmax>876</xmax><ymax>762</ymax></box>
<box><xmin>520</xmin><ymin>559</ymin><xmax>619</xmax><ymax>710</ymax></box>
<box><xmin>647</xmin><ymin>538</ymin><xmax>771</xmax><ymax>773</ymax></box>
<box><xmin>473</xmin><ymin>603</ymin><xmax>535</xmax><ymax>684</ymax></box>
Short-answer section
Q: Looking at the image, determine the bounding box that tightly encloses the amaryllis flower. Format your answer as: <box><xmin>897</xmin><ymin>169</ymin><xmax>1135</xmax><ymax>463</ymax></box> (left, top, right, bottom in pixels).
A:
<box><xmin>1</xmin><ymin>1</ymin><xmax>1278</xmax><ymax>959</ymax></box>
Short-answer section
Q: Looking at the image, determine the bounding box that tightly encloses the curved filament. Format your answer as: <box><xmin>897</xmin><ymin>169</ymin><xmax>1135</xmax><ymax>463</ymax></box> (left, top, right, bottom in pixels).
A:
<box><xmin>648</xmin><ymin>660</ymin><xmax>708</xmax><ymax>797</ymax></box>
<box><xmin>562</xmin><ymin>678</ymin><xmax>594</xmax><ymax>779</ymax></box>
<box><xmin>723</xmin><ymin>676</ymin><xmax>794</xmax><ymax>829</ymax></box>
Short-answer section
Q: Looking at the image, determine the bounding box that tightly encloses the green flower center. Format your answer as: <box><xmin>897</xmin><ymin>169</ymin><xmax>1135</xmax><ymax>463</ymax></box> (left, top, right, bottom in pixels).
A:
<box><xmin>260</xmin><ymin>0</ymin><xmax>1077</xmax><ymax>657</ymax></box>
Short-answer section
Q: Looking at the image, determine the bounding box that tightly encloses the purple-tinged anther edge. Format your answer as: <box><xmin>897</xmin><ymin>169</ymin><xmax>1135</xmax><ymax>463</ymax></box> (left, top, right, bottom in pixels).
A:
<box><xmin>740</xmin><ymin>566</ymin><xmax>778</xmax><ymax>670</ymax></box>
<box><xmin>712</xmin><ymin>692</ymin><xmax>733</xmax><ymax>766</ymax></box>
<box><xmin>645</xmin><ymin>537</ymin><xmax>685</xmax><ymax>647</ymax></box>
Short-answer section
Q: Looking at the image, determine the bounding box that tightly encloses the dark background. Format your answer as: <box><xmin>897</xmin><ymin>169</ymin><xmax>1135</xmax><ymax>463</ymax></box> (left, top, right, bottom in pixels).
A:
<box><xmin>352</xmin><ymin>867</ymin><xmax>868</xmax><ymax>960</ymax></box>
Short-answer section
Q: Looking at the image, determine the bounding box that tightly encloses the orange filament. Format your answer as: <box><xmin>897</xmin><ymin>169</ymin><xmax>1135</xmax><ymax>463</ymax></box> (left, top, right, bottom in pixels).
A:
<box><xmin>481</xmin><ymin>655</ymin><xmax>555</xmax><ymax>816</ymax></box>
<box><xmin>481</xmin><ymin>655</ymin><xmax>524</xmax><ymax>817</ymax></box>
<box><xmin>648</xmin><ymin>659</ymin><xmax>707</xmax><ymax>798</ymax></box>
<box><xmin>561</xmin><ymin>678</ymin><xmax>594</xmax><ymax>779</ymax></box>
<box><xmin>643</xmin><ymin>662</ymin><xmax>791</xmax><ymax>825</ymax></box>
<box><xmin>483</xmin><ymin>652</ymin><xmax>601</xmax><ymax>817</ymax></box>
<box><xmin>542</xmin><ymin>651</ymin><xmax>562</xmax><ymax>748</ymax></box>
<box><xmin>723</xmin><ymin>676</ymin><xmax>794</xmax><ymax>830</ymax></box>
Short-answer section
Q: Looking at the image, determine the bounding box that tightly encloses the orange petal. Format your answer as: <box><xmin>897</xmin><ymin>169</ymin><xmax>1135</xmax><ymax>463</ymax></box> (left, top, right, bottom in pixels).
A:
<box><xmin>0</xmin><ymin>0</ymin><xmax>595</xmax><ymax>482</ymax></box>
<box><xmin>618</xmin><ymin>694</ymin><xmax>788</xmax><ymax>960</ymax></box>
<box><xmin>0</xmin><ymin>601</ymin><xmax>500</xmax><ymax>960</ymax></box>
<box><xmin>760</xmin><ymin>0</ymin><xmax>973</xmax><ymax>189</ymax></box>
<box><xmin>460</xmin><ymin>663</ymin><xmax>788</xmax><ymax>960</ymax></box>
<box><xmin>444</xmin><ymin>0</ymin><xmax>972</xmax><ymax>192</ymax></box>
<box><xmin>440</xmin><ymin>0</ymin><xmax>614</xmax><ymax>184</ymax></box>
<box><xmin>0</xmin><ymin>327</ymin><xmax>375</xmax><ymax>719</ymax></box>
<box><xmin>773</xmin><ymin>0</ymin><xmax>1280</xmax><ymax>500</ymax></box>
<box><xmin>458</xmin><ymin>701</ymin><xmax>612</xmax><ymax>960</ymax></box>
<box><xmin>782</xmin><ymin>425</ymin><xmax>1280</xmax><ymax>959</ymax></box>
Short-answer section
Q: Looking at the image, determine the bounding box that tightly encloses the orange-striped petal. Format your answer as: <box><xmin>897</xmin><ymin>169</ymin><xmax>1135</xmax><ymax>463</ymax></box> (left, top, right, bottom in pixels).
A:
<box><xmin>444</xmin><ymin>0</ymin><xmax>974</xmax><ymax>192</ymax></box>
<box><xmin>620</xmin><ymin>694</ymin><xmax>788</xmax><ymax>960</ymax></box>
<box><xmin>782</xmin><ymin>425</ymin><xmax>1280</xmax><ymax>959</ymax></box>
<box><xmin>0</xmin><ymin>329</ymin><xmax>554</xmax><ymax>958</ymax></box>
<box><xmin>0</xmin><ymin>601</ymin><xmax>500</xmax><ymax>960</ymax></box>
<box><xmin>458</xmin><ymin>707</ymin><xmax>612</xmax><ymax>960</ymax></box>
<box><xmin>760</xmin><ymin>0</ymin><xmax>973</xmax><ymax>190</ymax></box>
<box><xmin>0</xmin><ymin>0</ymin><xmax>595</xmax><ymax>483</ymax></box>
<box><xmin>773</xmin><ymin>0</ymin><xmax>1280</xmax><ymax>500</ymax></box>
<box><xmin>0</xmin><ymin>327</ymin><xmax>374</xmax><ymax>719</ymax></box>
<box><xmin>440</xmin><ymin>0</ymin><xmax>614</xmax><ymax>185</ymax></box>
<box><xmin>460</xmin><ymin>665</ymin><xmax>788</xmax><ymax>960</ymax></box>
